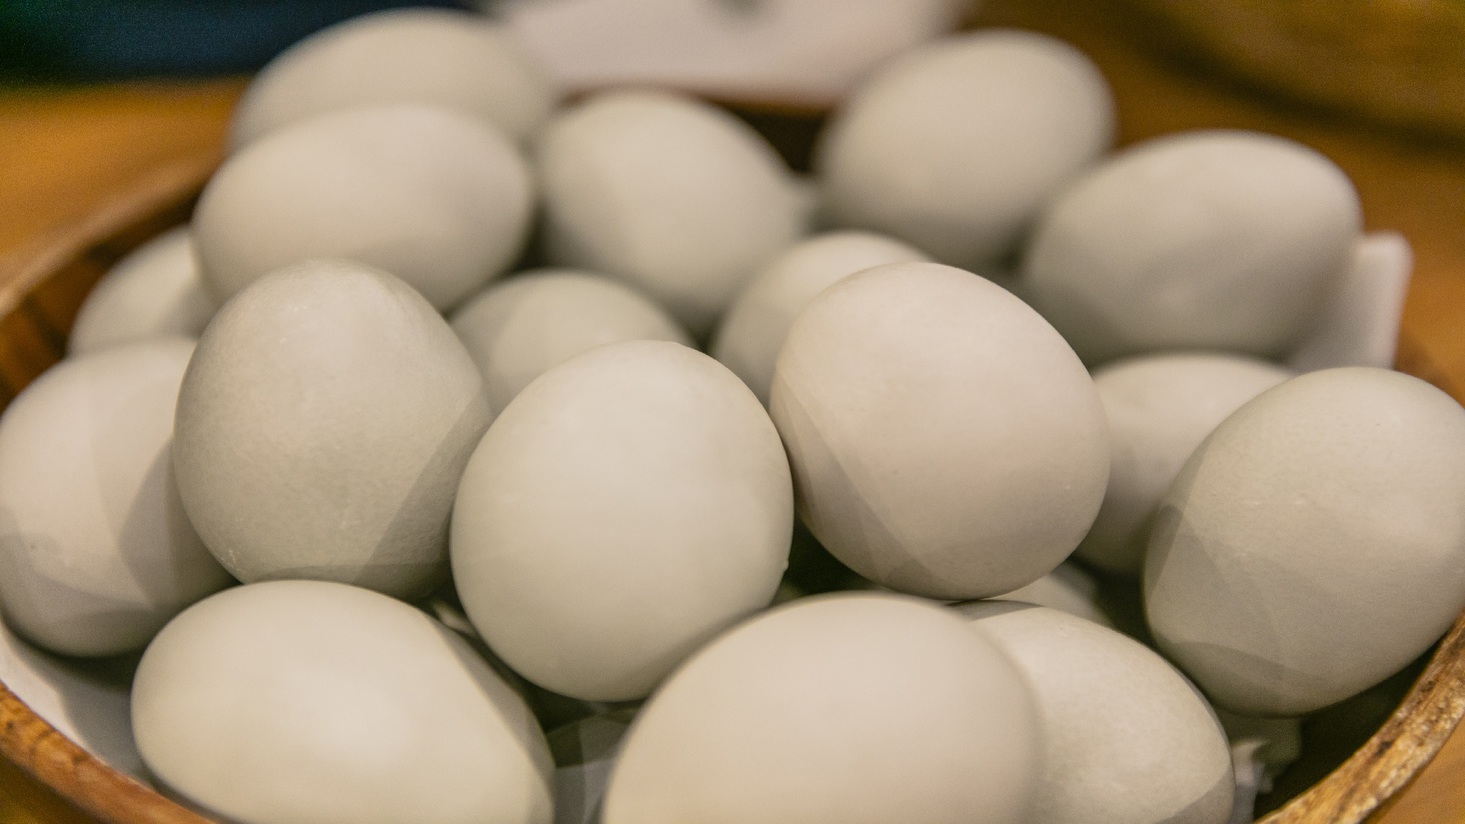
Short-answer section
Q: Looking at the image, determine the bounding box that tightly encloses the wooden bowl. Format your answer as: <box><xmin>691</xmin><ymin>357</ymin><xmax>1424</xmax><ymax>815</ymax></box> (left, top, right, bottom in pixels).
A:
<box><xmin>1</xmin><ymin>102</ymin><xmax>1464</xmax><ymax>822</ymax></box>
<box><xmin>6</xmin><ymin>0</ymin><xmax>1465</xmax><ymax>813</ymax></box>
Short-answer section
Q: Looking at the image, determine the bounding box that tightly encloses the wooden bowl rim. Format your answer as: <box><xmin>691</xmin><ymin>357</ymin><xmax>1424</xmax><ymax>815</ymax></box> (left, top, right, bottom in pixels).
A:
<box><xmin>0</xmin><ymin>142</ymin><xmax>1462</xmax><ymax>824</ymax></box>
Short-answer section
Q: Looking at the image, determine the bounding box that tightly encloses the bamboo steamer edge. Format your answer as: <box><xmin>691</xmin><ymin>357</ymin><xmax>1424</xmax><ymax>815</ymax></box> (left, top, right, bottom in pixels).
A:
<box><xmin>0</xmin><ymin>129</ymin><xmax>1462</xmax><ymax>824</ymax></box>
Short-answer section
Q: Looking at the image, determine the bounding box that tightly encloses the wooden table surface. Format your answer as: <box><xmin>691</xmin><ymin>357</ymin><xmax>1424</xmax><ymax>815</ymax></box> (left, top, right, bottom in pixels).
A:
<box><xmin>3</xmin><ymin>1</ymin><xmax>1465</xmax><ymax>822</ymax></box>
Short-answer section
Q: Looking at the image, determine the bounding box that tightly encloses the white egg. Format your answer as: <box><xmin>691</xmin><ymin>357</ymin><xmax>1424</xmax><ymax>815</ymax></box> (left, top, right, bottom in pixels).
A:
<box><xmin>132</xmin><ymin>580</ymin><xmax>553</xmax><ymax>824</ymax></box>
<box><xmin>1145</xmin><ymin>367</ymin><xmax>1465</xmax><ymax>716</ymax></box>
<box><xmin>68</xmin><ymin>227</ymin><xmax>217</xmax><ymax>354</ymax></box>
<box><xmin>955</xmin><ymin>601</ymin><xmax>1234</xmax><ymax>824</ymax></box>
<box><xmin>536</xmin><ymin>89</ymin><xmax>808</xmax><ymax>338</ymax></box>
<box><xmin>816</xmin><ymin>29</ymin><xmax>1114</xmax><ymax>269</ymax></box>
<box><xmin>449</xmin><ymin>268</ymin><xmax>692</xmax><ymax>415</ymax></box>
<box><xmin>770</xmin><ymin>261</ymin><xmax>1109</xmax><ymax>599</ymax></box>
<box><xmin>230</xmin><ymin>7</ymin><xmax>558</xmax><ymax>148</ymax></box>
<box><xmin>1075</xmin><ymin>353</ymin><xmax>1294</xmax><ymax>575</ymax></box>
<box><xmin>1024</xmin><ymin>130</ymin><xmax>1362</xmax><ymax>364</ymax></box>
<box><xmin>0</xmin><ymin>339</ymin><xmax>231</xmax><ymax>656</ymax></box>
<box><xmin>711</xmin><ymin>230</ymin><xmax>929</xmax><ymax>405</ymax></box>
<box><xmin>452</xmin><ymin>340</ymin><xmax>792</xmax><ymax>701</ymax></box>
<box><xmin>602</xmin><ymin>592</ymin><xmax>1041</xmax><ymax>824</ymax></box>
<box><xmin>195</xmin><ymin>103</ymin><xmax>534</xmax><ymax>311</ymax></box>
<box><xmin>173</xmin><ymin>260</ymin><xmax>491</xmax><ymax>599</ymax></box>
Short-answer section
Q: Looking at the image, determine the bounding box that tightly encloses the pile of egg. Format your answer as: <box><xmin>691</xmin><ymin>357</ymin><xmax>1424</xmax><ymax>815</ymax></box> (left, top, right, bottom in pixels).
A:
<box><xmin>3</xmin><ymin>7</ymin><xmax>1463</xmax><ymax>824</ymax></box>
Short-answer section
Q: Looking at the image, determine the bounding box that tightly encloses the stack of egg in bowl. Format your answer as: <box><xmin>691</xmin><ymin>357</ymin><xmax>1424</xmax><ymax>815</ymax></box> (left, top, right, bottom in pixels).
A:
<box><xmin>1</xmin><ymin>7</ymin><xmax>1461</xmax><ymax>824</ymax></box>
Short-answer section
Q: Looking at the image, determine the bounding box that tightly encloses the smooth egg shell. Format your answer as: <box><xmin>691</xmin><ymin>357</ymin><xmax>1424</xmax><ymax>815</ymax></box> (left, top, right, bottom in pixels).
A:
<box><xmin>956</xmin><ymin>601</ymin><xmax>1234</xmax><ymax>824</ymax></box>
<box><xmin>1024</xmin><ymin>129</ymin><xmax>1361</xmax><ymax>364</ymax></box>
<box><xmin>132</xmin><ymin>580</ymin><xmax>553</xmax><ymax>824</ymax></box>
<box><xmin>816</xmin><ymin>29</ymin><xmax>1114</xmax><ymax>269</ymax></box>
<box><xmin>0</xmin><ymin>339</ymin><xmax>231</xmax><ymax>656</ymax></box>
<box><xmin>603</xmin><ymin>592</ymin><xmax>1040</xmax><ymax>824</ymax></box>
<box><xmin>173</xmin><ymin>261</ymin><xmax>491</xmax><ymax>598</ymax></box>
<box><xmin>537</xmin><ymin>89</ymin><xmax>807</xmax><ymax>338</ymax></box>
<box><xmin>1145</xmin><ymin>367</ymin><xmax>1465</xmax><ymax>716</ymax></box>
<box><xmin>451</xmin><ymin>339</ymin><xmax>792</xmax><ymax>701</ymax></box>
<box><xmin>449</xmin><ymin>268</ymin><xmax>691</xmax><ymax>415</ymax></box>
<box><xmin>711</xmin><ymin>230</ymin><xmax>929</xmax><ymax>405</ymax></box>
<box><xmin>68</xmin><ymin>226</ymin><xmax>217</xmax><ymax>355</ymax></box>
<box><xmin>1075</xmin><ymin>352</ymin><xmax>1294</xmax><ymax>576</ymax></box>
<box><xmin>196</xmin><ymin>103</ymin><xmax>533</xmax><ymax>311</ymax></box>
<box><xmin>770</xmin><ymin>261</ymin><xmax>1109</xmax><ymax>599</ymax></box>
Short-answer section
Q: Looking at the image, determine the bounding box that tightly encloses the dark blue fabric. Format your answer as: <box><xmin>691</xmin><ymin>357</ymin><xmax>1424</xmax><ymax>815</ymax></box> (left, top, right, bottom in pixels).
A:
<box><xmin>0</xmin><ymin>1</ymin><xmax>472</xmax><ymax>78</ymax></box>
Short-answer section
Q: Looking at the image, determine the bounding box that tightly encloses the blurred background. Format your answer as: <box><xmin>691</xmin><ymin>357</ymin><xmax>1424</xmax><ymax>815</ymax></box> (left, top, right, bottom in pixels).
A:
<box><xmin>0</xmin><ymin>1</ymin><xmax>467</xmax><ymax>78</ymax></box>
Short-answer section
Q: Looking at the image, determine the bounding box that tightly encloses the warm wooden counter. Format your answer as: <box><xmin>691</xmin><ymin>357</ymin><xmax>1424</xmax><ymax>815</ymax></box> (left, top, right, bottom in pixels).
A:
<box><xmin>3</xmin><ymin>2</ymin><xmax>1465</xmax><ymax>822</ymax></box>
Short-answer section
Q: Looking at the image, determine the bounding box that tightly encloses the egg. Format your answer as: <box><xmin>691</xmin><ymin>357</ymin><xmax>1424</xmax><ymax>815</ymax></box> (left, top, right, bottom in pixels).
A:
<box><xmin>68</xmin><ymin>227</ymin><xmax>217</xmax><ymax>354</ymax></box>
<box><xmin>816</xmin><ymin>29</ymin><xmax>1114</xmax><ymax>269</ymax></box>
<box><xmin>449</xmin><ymin>268</ymin><xmax>692</xmax><ymax>415</ymax></box>
<box><xmin>0</xmin><ymin>339</ymin><xmax>232</xmax><ymax>656</ymax></box>
<box><xmin>1024</xmin><ymin>129</ymin><xmax>1362</xmax><ymax>364</ymax></box>
<box><xmin>955</xmin><ymin>601</ymin><xmax>1234</xmax><ymax>824</ymax></box>
<box><xmin>1145</xmin><ymin>367</ymin><xmax>1465</xmax><ymax>716</ymax></box>
<box><xmin>770</xmin><ymin>261</ymin><xmax>1109</xmax><ymax>599</ymax></box>
<box><xmin>173</xmin><ymin>260</ymin><xmax>491</xmax><ymax>599</ymax></box>
<box><xmin>536</xmin><ymin>89</ymin><xmax>808</xmax><ymax>338</ymax></box>
<box><xmin>230</xmin><ymin>7</ymin><xmax>558</xmax><ymax>148</ymax></box>
<box><xmin>131</xmin><ymin>580</ymin><xmax>553</xmax><ymax>824</ymax></box>
<box><xmin>452</xmin><ymin>339</ymin><xmax>792</xmax><ymax>701</ymax></box>
<box><xmin>603</xmin><ymin>592</ymin><xmax>1040</xmax><ymax>824</ymax></box>
<box><xmin>711</xmin><ymin>230</ymin><xmax>929</xmax><ymax>405</ymax></box>
<box><xmin>1075</xmin><ymin>352</ymin><xmax>1294</xmax><ymax>576</ymax></box>
<box><xmin>195</xmin><ymin>103</ymin><xmax>534</xmax><ymax>311</ymax></box>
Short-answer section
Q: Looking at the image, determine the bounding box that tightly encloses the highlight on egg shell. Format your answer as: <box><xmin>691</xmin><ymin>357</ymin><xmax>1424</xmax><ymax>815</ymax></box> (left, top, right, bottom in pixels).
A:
<box><xmin>1145</xmin><ymin>366</ymin><xmax>1465</xmax><ymax>717</ymax></box>
<box><xmin>172</xmin><ymin>259</ymin><xmax>492</xmax><ymax>599</ymax></box>
<box><xmin>451</xmin><ymin>339</ymin><xmax>793</xmax><ymax>702</ymax></box>
<box><xmin>770</xmin><ymin>260</ymin><xmax>1109</xmax><ymax>600</ymax></box>
<box><xmin>195</xmin><ymin>102</ymin><xmax>535</xmax><ymax>312</ymax></box>
<box><xmin>131</xmin><ymin>580</ymin><xmax>554</xmax><ymax>824</ymax></box>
